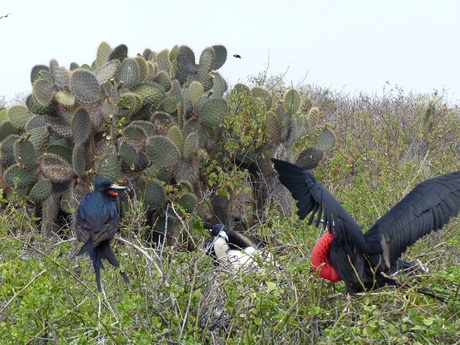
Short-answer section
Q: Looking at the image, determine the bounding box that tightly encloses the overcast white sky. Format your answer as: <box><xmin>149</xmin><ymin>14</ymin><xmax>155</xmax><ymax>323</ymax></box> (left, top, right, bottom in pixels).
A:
<box><xmin>2</xmin><ymin>0</ymin><xmax>460</xmax><ymax>102</ymax></box>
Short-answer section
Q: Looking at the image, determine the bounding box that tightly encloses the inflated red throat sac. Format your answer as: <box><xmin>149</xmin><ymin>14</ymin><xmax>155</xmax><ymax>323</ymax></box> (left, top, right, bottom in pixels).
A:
<box><xmin>310</xmin><ymin>231</ymin><xmax>341</xmax><ymax>282</ymax></box>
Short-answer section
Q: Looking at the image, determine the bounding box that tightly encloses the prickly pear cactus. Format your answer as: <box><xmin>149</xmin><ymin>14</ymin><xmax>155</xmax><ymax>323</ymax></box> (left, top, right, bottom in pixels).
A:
<box><xmin>0</xmin><ymin>41</ymin><xmax>233</xmax><ymax>243</ymax></box>
<box><xmin>221</xmin><ymin>84</ymin><xmax>337</xmax><ymax>227</ymax></box>
<box><xmin>3</xmin><ymin>40</ymin><xmax>335</xmax><ymax>246</ymax></box>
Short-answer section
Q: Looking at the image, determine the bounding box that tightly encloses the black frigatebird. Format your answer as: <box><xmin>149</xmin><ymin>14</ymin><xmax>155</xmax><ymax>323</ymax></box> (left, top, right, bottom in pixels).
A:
<box><xmin>272</xmin><ymin>158</ymin><xmax>460</xmax><ymax>293</ymax></box>
<box><xmin>75</xmin><ymin>177</ymin><xmax>130</xmax><ymax>292</ymax></box>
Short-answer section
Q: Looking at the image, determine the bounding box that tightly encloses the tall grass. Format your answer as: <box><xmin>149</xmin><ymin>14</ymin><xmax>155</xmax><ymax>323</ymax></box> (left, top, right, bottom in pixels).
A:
<box><xmin>0</xmin><ymin>84</ymin><xmax>459</xmax><ymax>344</ymax></box>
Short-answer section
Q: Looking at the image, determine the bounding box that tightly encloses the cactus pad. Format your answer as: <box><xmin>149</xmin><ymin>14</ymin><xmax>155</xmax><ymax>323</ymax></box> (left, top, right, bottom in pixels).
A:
<box><xmin>211</xmin><ymin>45</ymin><xmax>227</xmax><ymax>70</ymax></box>
<box><xmin>116</xmin><ymin>58</ymin><xmax>140</xmax><ymax>89</ymax></box>
<box><xmin>55</xmin><ymin>91</ymin><xmax>76</xmax><ymax>107</ymax></box>
<box><xmin>252</xmin><ymin>86</ymin><xmax>273</xmax><ymax>109</ymax></box>
<box><xmin>210</xmin><ymin>72</ymin><xmax>228</xmax><ymax>99</ymax></box>
<box><xmin>119</xmin><ymin>142</ymin><xmax>138</xmax><ymax>167</ymax></box>
<box><xmin>178</xmin><ymin>46</ymin><xmax>198</xmax><ymax>74</ymax></box>
<box><xmin>312</xmin><ymin>127</ymin><xmax>337</xmax><ymax>151</ymax></box>
<box><xmin>29</xmin><ymin>179</ymin><xmax>53</xmax><ymax>204</ymax></box>
<box><xmin>162</xmin><ymin>96</ymin><xmax>178</xmax><ymax>114</ymax></box>
<box><xmin>189</xmin><ymin>81</ymin><xmax>204</xmax><ymax>107</ymax></box>
<box><xmin>145</xmin><ymin>135</ymin><xmax>181</xmax><ymax>168</ymax></box>
<box><xmin>134</xmin><ymin>56</ymin><xmax>147</xmax><ymax>82</ymax></box>
<box><xmin>30</xmin><ymin>65</ymin><xmax>50</xmax><ymax>84</ymax></box>
<box><xmin>129</xmin><ymin>120</ymin><xmax>155</xmax><ymax>136</ymax></box>
<box><xmin>183</xmin><ymin>132</ymin><xmax>199</xmax><ymax>159</ymax></box>
<box><xmin>50</xmin><ymin>59</ymin><xmax>70</xmax><ymax>91</ymax></box>
<box><xmin>197</xmin><ymin>69</ymin><xmax>213</xmax><ymax>91</ymax></box>
<box><xmin>72</xmin><ymin>143</ymin><xmax>87</xmax><ymax>177</ymax></box>
<box><xmin>26</xmin><ymin>94</ymin><xmax>54</xmax><ymax>115</ymax></box>
<box><xmin>199</xmin><ymin>47</ymin><xmax>215</xmax><ymax>72</ymax></box>
<box><xmin>168</xmin><ymin>125</ymin><xmax>183</xmax><ymax>156</ymax></box>
<box><xmin>156</xmin><ymin>49</ymin><xmax>170</xmax><ymax>72</ymax></box>
<box><xmin>94</xmin><ymin>59</ymin><xmax>120</xmax><ymax>85</ymax></box>
<box><xmin>40</xmin><ymin>153</ymin><xmax>75</xmax><ymax>182</ymax></box>
<box><xmin>0</xmin><ymin>121</ymin><xmax>19</xmax><ymax>141</ymax></box>
<box><xmin>295</xmin><ymin>147</ymin><xmax>324</xmax><ymax>170</ymax></box>
<box><xmin>14</xmin><ymin>139</ymin><xmax>38</xmax><ymax>169</ymax></box>
<box><xmin>119</xmin><ymin>92</ymin><xmax>143</xmax><ymax>117</ymax></box>
<box><xmin>0</xmin><ymin>134</ymin><xmax>19</xmax><ymax>167</ymax></box>
<box><xmin>71</xmin><ymin>108</ymin><xmax>92</xmax><ymax>144</ymax></box>
<box><xmin>265</xmin><ymin>111</ymin><xmax>282</xmax><ymax>145</ymax></box>
<box><xmin>108</xmin><ymin>44</ymin><xmax>128</xmax><ymax>62</ymax></box>
<box><xmin>8</xmin><ymin>105</ymin><xmax>33</xmax><ymax>130</ymax></box>
<box><xmin>28</xmin><ymin>126</ymin><xmax>50</xmax><ymax>155</ymax></box>
<box><xmin>154</xmin><ymin>70</ymin><xmax>172</xmax><ymax>92</ymax></box>
<box><xmin>122</xmin><ymin>124</ymin><xmax>147</xmax><ymax>149</ymax></box>
<box><xmin>95</xmin><ymin>41</ymin><xmax>112</xmax><ymax>68</ymax></box>
<box><xmin>97</xmin><ymin>153</ymin><xmax>121</xmax><ymax>181</ymax></box>
<box><xmin>198</xmin><ymin>99</ymin><xmax>228</xmax><ymax>129</ymax></box>
<box><xmin>307</xmin><ymin>107</ymin><xmax>320</xmax><ymax>129</ymax></box>
<box><xmin>135</xmin><ymin>180</ymin><xmax>166</xmax><ymax>208</ymax></box>
<box><xmin>46</xmin><ymin>144</ymin><xmax>73</xmax><ymax>163</ymax></box>
<box><xmin>70</xmin><ymin>69</ymin><xmax>101</xmax><ymax>104</ymax></box>
<box><xmin>284</xmin><ymin>89</ymin><xmax>301</xmax><ymax>115</ymax></box>
<box><xmin>178</xmin><ymin>192</ymin><xmax>198</xmax><ymax>213</ymax></box>
<box><xmin>133</xmin><ymin>83</ymin><xmax>165</xmax><ymax>107</ymax></box>
<box><xmin>3</xmin><ymin>165</ymin><xmax>38</xmax><ymax>189</ymax></box>
<box><xmin>233</xmin><ymin>83</ymin><xmax>251</xmax><ymax>95</ymax></box>
<box><xmin>32</xmin><ymin>78</ymin><xmax>55</xmax><ymax>106</ymax></box>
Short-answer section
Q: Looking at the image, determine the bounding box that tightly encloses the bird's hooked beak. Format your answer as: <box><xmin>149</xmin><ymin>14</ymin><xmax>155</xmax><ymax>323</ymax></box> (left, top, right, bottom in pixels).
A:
<box><xmin>108</xmin><ymin>183</ymin><xmax>130</xmax><ymax>197</ymax></box>
<box><xmin>217</xmin><ymin>230</ymin><xmax>229</xmax><ymax>241</ymax></box>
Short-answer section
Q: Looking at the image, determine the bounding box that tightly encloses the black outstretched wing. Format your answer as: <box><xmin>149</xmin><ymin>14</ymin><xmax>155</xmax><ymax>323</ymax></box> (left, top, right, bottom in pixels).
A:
<box><xmin>271</xmin><ymin>159</ymin><xmax>366</xmax><ymax>249</ymax></box>
<box><xmin>365</xmin><ymin>170</ymin><xmax>460</xmax><ymax>267</ymax></box>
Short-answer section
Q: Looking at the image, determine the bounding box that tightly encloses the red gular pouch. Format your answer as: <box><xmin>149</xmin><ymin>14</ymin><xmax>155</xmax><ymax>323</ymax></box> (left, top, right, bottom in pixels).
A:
<box><xmin>311</xmin><ymin>230</ymin><xmax>341</xmax><ymax>282</ymax></box>
<box><xmin>108</xmin><ymin>190</ymin><xmax>119</xmax><ymax>197</ymax></box>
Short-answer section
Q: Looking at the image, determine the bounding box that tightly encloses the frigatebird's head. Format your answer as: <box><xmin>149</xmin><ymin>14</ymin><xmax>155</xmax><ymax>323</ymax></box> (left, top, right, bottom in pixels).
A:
<box><xmin>93</xmin><ymin>177</ymin><xmax>130</xmax><ymax>197</ymax></box>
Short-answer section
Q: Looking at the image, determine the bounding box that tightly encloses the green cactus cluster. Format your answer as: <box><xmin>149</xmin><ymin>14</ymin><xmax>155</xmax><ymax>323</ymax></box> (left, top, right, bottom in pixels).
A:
<box><xmin>0</xmin><ymin>42</ymin><xmax>230</xmax><ymax>240</ymax></box>
<box><xmin>1</xmin><ymin>40</ymin><xmax>335</xmax><ymax>244</ymax></box>
<box><xmin>215</xmin><ymin>84</ymin><xmax>337</xmax><ymax>227</ymax></box>
<box><xmin>229</xmin><ymin>84</ymin><xmax>336</xmax><ymax>169</ymax></box>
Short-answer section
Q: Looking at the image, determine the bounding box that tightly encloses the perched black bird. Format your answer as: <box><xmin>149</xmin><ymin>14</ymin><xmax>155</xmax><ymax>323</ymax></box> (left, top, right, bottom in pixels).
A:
<box><xmin>206</xmin><ymin>224</ymin><xmax>268</xmax><ymax>269</ymax></box>
<box><xmin>75</xmin><ymin>177</ymin><xmax>130</xmax><ymax>292</ymax></box>
<box><xmin>233</xmin><ymin>54</ymin><xmax>242</xmax><ymax>59</ymax></box>
<box><xmin>272</xmin><ymin>158</ymin><xmax>460</xmax><ymax>293</ymax></box>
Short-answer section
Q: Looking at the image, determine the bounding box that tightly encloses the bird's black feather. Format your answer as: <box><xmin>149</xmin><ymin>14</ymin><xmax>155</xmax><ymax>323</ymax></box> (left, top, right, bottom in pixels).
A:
<box><xmin>271</xmin><ymin>159</ymin><xmax>366</xmax><ymax>250</ymax></box>
<box><xmin>272</xmin><ymin>158</ymin><xmax>460</xmax><ymax>293</ymax></box>
<box><xmin>365</xmin><ymin>170</ymin><xmax>460</xmax><ymax>267</ymax></box>
<box><xmin>75</xmin><ymin>177</ymin><xmax>129</xmax><ymax>292</ymax></box>
<box><xmin>211</xmin><ymin>224</ymin><xmax>264</xmax><ymax>250</ymax></box>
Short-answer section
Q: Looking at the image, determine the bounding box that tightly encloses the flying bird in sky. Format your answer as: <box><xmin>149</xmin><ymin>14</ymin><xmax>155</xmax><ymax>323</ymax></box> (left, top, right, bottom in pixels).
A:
<box><xmin>272</xmin><ymin>158</ymin><xmax>460</xmax><ymax>294</ymax></box>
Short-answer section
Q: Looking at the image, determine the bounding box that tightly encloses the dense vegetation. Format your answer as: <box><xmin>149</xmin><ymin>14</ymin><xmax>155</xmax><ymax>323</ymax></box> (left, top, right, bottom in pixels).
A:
<box><xmin>0</xmin><ymin>43</ymin><xmax>459</xmax><ymax>343</ymax></box>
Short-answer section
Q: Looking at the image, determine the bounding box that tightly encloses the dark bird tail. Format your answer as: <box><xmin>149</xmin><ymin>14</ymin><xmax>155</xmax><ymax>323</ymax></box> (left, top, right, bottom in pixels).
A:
<box><xmin>77</xmin><ymin>240</ymin><xmax>129</xmax><ymax>292</ymax></box>
<box><xmin>101</xmin><ymin>242</ymin><xmax>130</xmax><ymax>285</ymax></box>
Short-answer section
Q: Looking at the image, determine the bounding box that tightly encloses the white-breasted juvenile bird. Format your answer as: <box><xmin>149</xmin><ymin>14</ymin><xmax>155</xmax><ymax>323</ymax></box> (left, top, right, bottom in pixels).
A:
<box><xmin>206</xmin><ymin>224</ymin><xmax>278</xmax><ymax>270</ymax></box>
